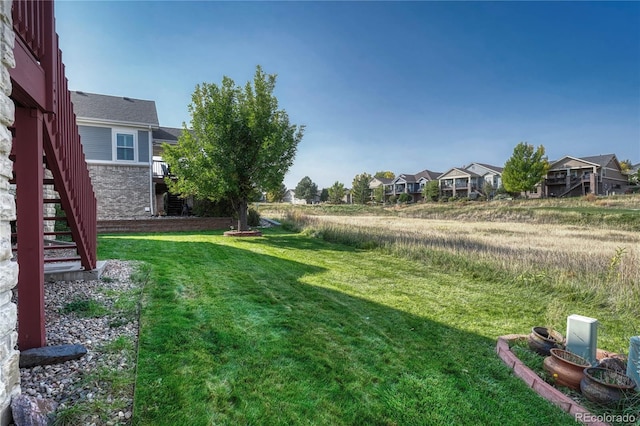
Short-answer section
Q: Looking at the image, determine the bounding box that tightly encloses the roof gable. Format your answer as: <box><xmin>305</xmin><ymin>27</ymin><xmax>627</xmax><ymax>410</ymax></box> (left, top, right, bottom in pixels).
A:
<box><xmin>369</xmin><ymin>177</ymin><xmax>393</xmax><ymax>188</ymax></box>
<box><xmin>414</xmin><ymin>169</ymin><xmax>442</xmax><ymax>181</ymax></box>
<box><xmin>393</xmin><ymin>174</ymin><xmax>416</xmax><ymax>184</ymax></box>
<box><xmin>549</xmin><ymin>155</ymin><xmax>600</xmax><ymax>170</ymax></box>
<box><xmin>71</xmin><ymin>91</ymin><xmax>159</xmax><ymax>127</ymax></box>
<box><xmin>438</xmin><ymin>167</ymin><xmax>478</xmax><ymax>179</ymax></box>
<box><xmin>580</xmin><ymin>154</ymin><xmax>620</xmax><ymax>170</ymax></box>
<box><xmin>467</xmin><ymin>163</ymin><xmax>503</xmax><ymax>174</ymax></box>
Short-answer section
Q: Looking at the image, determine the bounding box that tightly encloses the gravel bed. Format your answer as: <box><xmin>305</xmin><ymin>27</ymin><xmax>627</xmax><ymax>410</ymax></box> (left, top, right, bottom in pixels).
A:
<box><xmin>13</xmin><ymin>259</ymin><xmax>141</xmax><ymax>425</ymax></box>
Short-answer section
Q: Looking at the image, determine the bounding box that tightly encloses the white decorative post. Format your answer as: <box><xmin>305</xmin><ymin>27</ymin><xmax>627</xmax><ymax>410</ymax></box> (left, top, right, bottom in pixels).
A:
<box><xmin>566</xmin><ymin>314</ymin><xmax>598</xmax><ymax>365</ymax></box>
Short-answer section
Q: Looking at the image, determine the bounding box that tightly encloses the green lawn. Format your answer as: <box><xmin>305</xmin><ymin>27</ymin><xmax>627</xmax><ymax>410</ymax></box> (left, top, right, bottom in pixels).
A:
<box><xmin>98</xmin><ymin>228</ymin><xmax>579</xmax><ymax>425</ymax></box>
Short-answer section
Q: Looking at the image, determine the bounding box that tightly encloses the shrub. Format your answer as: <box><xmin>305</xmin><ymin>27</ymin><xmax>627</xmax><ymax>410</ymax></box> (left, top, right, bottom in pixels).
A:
<box><xmin>398</xmin><ymin>193</ymin><xmax>412</xmax><ymax>204</ymax></box>
<box><xmin>389</xmin><ymin>195</ymin><xmax>398</xmax><ymax>204</ymax></box>
<box><xmin>584</xmin><ymin>193</ymin><xmax>597</xmax><ymax>202</ymax></box>
<box><xmin>248</xmin><ymin>208</ymin><xmax>261</xmax><ymax>227</ymax></box>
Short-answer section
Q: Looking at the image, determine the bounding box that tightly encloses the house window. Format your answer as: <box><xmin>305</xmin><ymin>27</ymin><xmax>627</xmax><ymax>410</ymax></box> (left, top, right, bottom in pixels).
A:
<box><xmin>113</xmin><ymin>130</ymin><xmax>137</xmax><ymax>162</ymax></box>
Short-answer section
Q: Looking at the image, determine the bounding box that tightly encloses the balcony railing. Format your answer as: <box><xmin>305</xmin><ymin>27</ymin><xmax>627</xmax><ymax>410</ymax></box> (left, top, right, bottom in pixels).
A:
<box><xmin>13</xmin><ymin>0</ymin><xmax>97</xmax><ymax>269</ymax></box>
<box><xmin>153</xmin><ymin>159</ymin><xmax>170</xmax><ymax>178</ymax></box>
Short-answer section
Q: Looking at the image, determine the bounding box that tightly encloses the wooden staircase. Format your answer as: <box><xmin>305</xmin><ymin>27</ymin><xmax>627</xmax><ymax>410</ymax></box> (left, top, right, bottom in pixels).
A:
<box><xmin>10</xmin><ymin>162</ymin><xmax>86</xmax><ymax>265</ymax></box>
<box><xmin>10</xmin><ymin>0</ymin><xmax>97</xmax><ymax>349</ymax></box>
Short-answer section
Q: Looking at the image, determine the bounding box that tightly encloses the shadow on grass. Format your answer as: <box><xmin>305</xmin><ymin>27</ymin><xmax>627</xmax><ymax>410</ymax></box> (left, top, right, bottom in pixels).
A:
<box><xmin>98</xmin><ymin>230</ymin><xmax>576</xmax><ymax>426</ymax></box>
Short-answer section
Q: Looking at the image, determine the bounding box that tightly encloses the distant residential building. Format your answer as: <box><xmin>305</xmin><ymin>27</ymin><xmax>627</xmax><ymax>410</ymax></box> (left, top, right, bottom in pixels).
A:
<box><xmin>438</xmin><ymin>163</ymin><xmax>503</xmax><ymax>199</ymax></box>
<box><xmin>542</xmin><ymin>154</ymin><xmax>628</xmax><ymax>197</ymax></box>
<box><xmin>382</xmin><ymin>169</ymin><xmax>441</xmax><ymax>202</ymax></box>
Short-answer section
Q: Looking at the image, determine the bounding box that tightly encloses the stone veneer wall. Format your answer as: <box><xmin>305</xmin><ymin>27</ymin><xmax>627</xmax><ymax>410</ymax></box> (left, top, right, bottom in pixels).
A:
<box><xmin>88</xmin><ymin>163</ymin><xmax>151</xmax><ymax>220</ymax></box>
<box><xmin>43</xmin><ymin>168</ymin><xmax>55</xmax><ymax>234</ymax></box>
<box><xmin>0</xmin><ymin>1</ymin><xmax>21</xmax><ymax>424</ymax></box>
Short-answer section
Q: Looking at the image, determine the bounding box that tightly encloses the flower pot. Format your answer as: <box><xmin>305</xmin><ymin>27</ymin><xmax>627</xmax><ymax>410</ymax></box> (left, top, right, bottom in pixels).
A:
<box><xmin>528</xmin><ymin>327</ymin><xmax>564</xmax><ymax>356</ymax></box>
<box><xmin>580</xmin><ymin>367</ymin><xmax>636</xmax><ymax>405</ymax></box>
<box><xmin>543</xmin><ymin>348</ymin><xmax>591</xmax><ymax>391</ymax></box>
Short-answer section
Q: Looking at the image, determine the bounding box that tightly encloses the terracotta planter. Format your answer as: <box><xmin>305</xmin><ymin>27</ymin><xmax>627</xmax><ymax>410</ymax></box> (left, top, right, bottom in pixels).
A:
<box><xmin>528</xmin><ymin>327</ymin><xmax>564</xmax><ymax>356</ymax></box>
<box><xmin>580</xmin><ymin>367</ymin><xmax>636</xmax><ymax>405</ymax></box>
<box><xmin>543</xmin><ymin>348</ymin><xmax>591</xmax><ymax>391</ymax></box>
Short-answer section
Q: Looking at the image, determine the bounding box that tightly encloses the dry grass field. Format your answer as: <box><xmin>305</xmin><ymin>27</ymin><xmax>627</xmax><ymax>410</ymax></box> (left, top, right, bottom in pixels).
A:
<box><xmin>277</xmin><ymin>209</ymin><xmax>640</xmax><ymax>321</ymax></box>
<box><xmin>308</xmin><ymin>215</ymin><xmax>638</xmax><ymax>278</ymax></box>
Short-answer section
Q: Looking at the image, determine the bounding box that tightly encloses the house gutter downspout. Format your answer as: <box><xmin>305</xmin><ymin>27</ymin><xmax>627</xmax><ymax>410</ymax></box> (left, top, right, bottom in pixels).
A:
<box><xmin>148</xmin><ymin>126</ymin><xmax>155</xmax><ymax>216</ymax></box>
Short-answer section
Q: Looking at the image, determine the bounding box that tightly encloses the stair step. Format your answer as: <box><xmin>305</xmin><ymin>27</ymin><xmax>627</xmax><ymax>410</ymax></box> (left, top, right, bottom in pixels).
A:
<box><xmin>43</xmin><ymin>244</ymin><xmax>77</xmax><ymax>250</ymax></box>
<box><xmin>44</xmin><ymin>256</ymin><xmax>81</xmax><ymax>263</ymax></box>
<box><xmin>44</xmin><ymin>231</ymin><xmax>73</xmax><ymax>236</ymax></box>
<box><xmin>44</xmin><ymin>216</ymin><xmax>68</xmax><ymax>221</ymax></box>
<box><xmin>43</xmin><ymin>198</ymin><xmax>61</xmax><ymax>204</ymax></box>
<box><xmin>43</xmin><ymin>178</ymin><xmax>55</xmax><ymax>185</ymax></box>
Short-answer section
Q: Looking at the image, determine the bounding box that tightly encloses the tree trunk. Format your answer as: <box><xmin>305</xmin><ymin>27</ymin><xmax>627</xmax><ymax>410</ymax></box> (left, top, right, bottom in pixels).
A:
<box><xmin>237</xmin><ymin>199</ymin><xmax>249</xmax><ymax>231</ymax></box>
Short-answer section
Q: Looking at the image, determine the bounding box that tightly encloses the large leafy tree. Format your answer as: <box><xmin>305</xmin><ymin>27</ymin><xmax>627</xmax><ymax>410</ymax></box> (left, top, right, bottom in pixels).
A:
<box><xmin>163</xmin><ymin>66</ymin><xmax>304</xmax><ymax>231</ymax></box>
<box><xmin>502</xmin><ymin>142</ymin><xmax>549</xmax><ymax>196</ymax></box>
<box><xmin>422</xmin><ymin>180</ymin><xmax>440</xmax><ymax>202</ymax></box>
<box><xmin>319</xmin><ymin>188</ymin><xmax>329</xmax><ymax>202</ymax></box>
<box><xmin>374</xmin><ymin>171</ymin><xmax>395</xmax><ymax>179</ymax></box>
<box><xmin>352</xmin><ymin>172</ymin><xmax>372</xmax><ymax>204</ymax></box>
<box><xmin>294</xmin><ymin>176</ymin><xmax>318</xmax><ymax>204</ymax></box>
<box><xmin>327</xmin><ymin>181</ymin><xmax>346</xmax><ymax>204</ymax></box>
<box><xmin>266</xmin><ymin>183</ymin><xmax>287</xmax><ymax>203</ymax></box>
<box><xmin>372</xmin><ymin>185</ymin><xmax>385</xmax><ymax>204</ymax></box>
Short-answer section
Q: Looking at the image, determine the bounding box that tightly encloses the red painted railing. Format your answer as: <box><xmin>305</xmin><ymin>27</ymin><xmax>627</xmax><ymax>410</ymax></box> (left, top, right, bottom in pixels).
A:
<box><xmin>13</xmin><ymin>0</ymin><xmax>97</xmax><ymax>270</ymax></box>
<box><xmin>12</xmin><ymin>0</ymin><xmax>46</xmax><ymax>59</ymax></box>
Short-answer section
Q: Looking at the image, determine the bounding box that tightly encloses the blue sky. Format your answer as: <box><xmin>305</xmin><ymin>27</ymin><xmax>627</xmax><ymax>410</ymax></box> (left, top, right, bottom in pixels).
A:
<box><xmin>55</xmin><ymin>1</ymin><xmax>640</xmax><ymax>190</ymax></box>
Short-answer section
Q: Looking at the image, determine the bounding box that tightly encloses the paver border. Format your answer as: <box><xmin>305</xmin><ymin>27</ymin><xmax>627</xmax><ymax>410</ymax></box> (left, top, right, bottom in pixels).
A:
<box><xmin>496</xmin><ymin>334</ymin><xmax>609</xmax><ymax>426</ymax></box>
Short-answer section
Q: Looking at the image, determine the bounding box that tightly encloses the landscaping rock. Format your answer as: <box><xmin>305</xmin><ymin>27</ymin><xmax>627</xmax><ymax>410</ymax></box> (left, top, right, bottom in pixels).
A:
<box><xmin>19</xmin><ymin>345</ymin><xmax>87</xmax><ymax>369</ymax></box>
<box><xmin>11</xmin><ymin>394</ymin><xmax>58</xmax><ymax>426</ymax></box>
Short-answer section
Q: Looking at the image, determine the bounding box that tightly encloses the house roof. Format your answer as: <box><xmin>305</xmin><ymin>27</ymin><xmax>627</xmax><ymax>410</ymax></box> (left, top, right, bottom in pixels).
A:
<box><xmin>392</xmin><ymin>169</ymin><xmax>441</xmax><ymax>184</ymax></box>
<box><xmin>579</xmin><ymin>154</ymin><xmax>618</xmax><ymax>168</ymax></box>
<box><xmin>395</xmin><ymin>173</ymin><xmax>417</xmax><ymax>183</ymax></box>
<box><xmin>369</xmin><ymin>177</ymin><xmax>393</xmax><ymax>189</ymax></box>
<box><xmin>153</xmin><ymin>126</ymin><xmax>184</xmax><ymax>143</ymax></box>
<box><xmin>438</xmin><ymin>167</ymin><xmax>480</xmax><ymax>179</ymax></box>
<box><xmin>472</xmin><ymin>163</ymin><xmax>503</xmax><ymax>173</ymax></box>
<box><xmin>70</xmin><ymin>91</ymin><xmax>159</xmax><ymax>127</ymax></box>
<box><xmin>549</xmin><ymin>154</ymin><xmax>618</xmax><ymax>171</ymax></box>
<box><xmin>415</xmin><ymin>169</ymin><xmax>442</xmax><ymax>181</ymax></box>
<box><xmin>371</xmin><ymin>177</ymin><xmax>393</xmax><ymax>185</ymax></box>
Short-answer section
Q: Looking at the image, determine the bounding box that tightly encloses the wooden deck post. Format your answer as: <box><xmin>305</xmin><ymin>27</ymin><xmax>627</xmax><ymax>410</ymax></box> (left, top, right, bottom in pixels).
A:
<box><xmin>15</xmin><ymin>106</ymin><xmax>46</xmax><ymax>349</ymax></box>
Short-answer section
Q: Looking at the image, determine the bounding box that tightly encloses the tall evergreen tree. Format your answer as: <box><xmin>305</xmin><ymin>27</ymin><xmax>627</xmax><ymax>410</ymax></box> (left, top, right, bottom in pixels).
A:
<box><xmin>327</xmin><ymin>181</ymin><xmax>346</xmax><ymax>204</ymax></box>
<box><xmin>351</xmin><ymin>172</ymin><xmax>373</xmax><ymax>204</ymax></box>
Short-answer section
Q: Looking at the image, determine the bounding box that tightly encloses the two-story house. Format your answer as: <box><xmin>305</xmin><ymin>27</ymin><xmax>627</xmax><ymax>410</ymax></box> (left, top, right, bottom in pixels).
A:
<box><xmin>438</xmin><ymin>163</ymin><xmax>503</xmax><ymax>199</ymax></box>
<box><xmin>71</xmin><ymin>91</ymin><xmax>159</xmax><ymax>220</ymax></box>
<box><xmin>384</xmin><ymin>169</ymin><xmax>441</xmax><ymax>202</ymax></box>
<box><xmin>542</xmin><ymin>154</ymin><xmax>628</xmax><ymax>197</ymax></box>
<box><xmin>71</xmin><ymin>91</ymin><xmax>193</xmax><ymax>219</ymax></box>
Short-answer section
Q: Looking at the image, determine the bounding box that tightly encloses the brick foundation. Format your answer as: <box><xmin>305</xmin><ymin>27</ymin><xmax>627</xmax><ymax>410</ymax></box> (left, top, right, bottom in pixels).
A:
<box><xmin>97</xmin><ymin>217</ymin><xmax>234</xmax><ymax>234</ymax></box>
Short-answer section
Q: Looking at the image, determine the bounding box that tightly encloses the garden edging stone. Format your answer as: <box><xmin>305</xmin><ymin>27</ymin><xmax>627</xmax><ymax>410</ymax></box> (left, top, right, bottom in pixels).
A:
<box><xmin>496</xmin><ymin>334</ymin><xmax>608</xmax><ymax>426</ymax></box>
